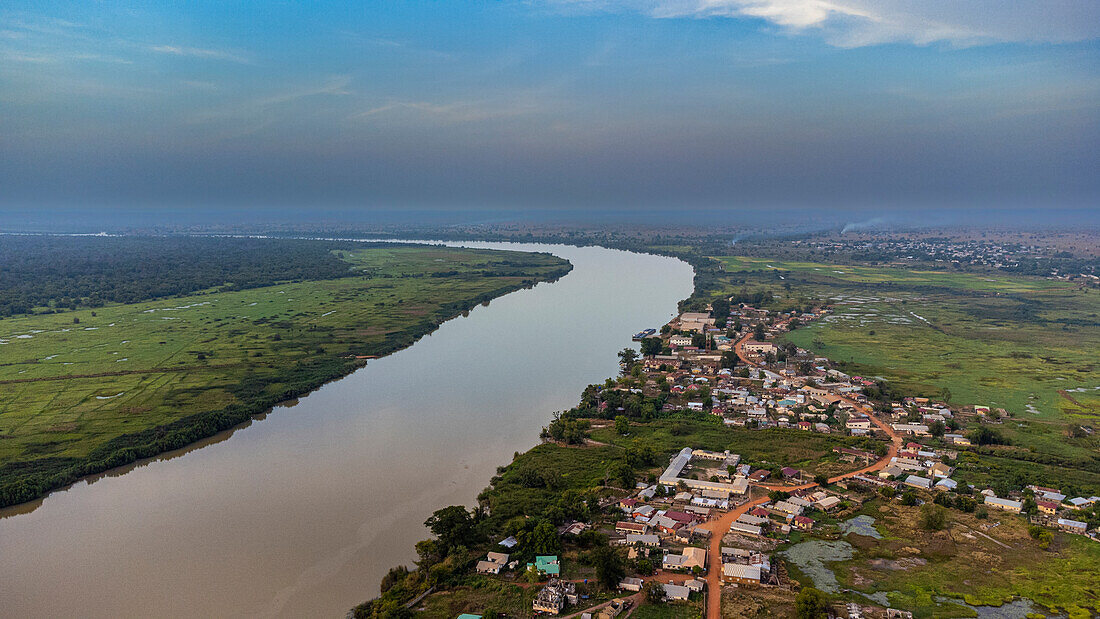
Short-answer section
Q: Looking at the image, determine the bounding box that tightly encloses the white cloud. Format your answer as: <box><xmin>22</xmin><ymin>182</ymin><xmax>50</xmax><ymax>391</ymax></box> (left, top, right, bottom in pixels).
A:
<box><xmin>150</xmin><ymin>44</ymin><xmax>250</xmax><ymax>63</ymax></box>
<box><xmin>548</xmin><ymin>0</ymin><xmax>1100</xmax><ymax>47</ymax></box>
<box><xmin>352</xmin><ymin>99</ymin><xmax>542</xmax><ymax>124</ymax></box>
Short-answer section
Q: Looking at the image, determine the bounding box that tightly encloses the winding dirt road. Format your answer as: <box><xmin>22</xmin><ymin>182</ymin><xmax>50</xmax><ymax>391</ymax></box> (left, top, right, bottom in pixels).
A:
<box><xmin>695</xmin><ymin>330</ymin><xmax>902</xmax><ymax>619</ymax></box>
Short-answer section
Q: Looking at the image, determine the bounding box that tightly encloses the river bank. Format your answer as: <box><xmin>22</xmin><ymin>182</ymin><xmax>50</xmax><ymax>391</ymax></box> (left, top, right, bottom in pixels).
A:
<box><xmin>0</xmin><ymin>242</ymin><xmax>694</xmax><ymax>618</ymax></box>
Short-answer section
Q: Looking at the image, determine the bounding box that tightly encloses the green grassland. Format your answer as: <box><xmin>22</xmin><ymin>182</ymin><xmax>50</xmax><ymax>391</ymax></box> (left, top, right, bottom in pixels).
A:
<box><xmin>588</xmin><ymin>418</ymin><xmax>876</xmax><ymax>479</ymax></box>
<box><xmin>703</xmin><ymin>256</ymin><xmax>1100</xmax><ymax>463</ymax></box>
<box><xmin>0</xmin><ymin>244</ymin><xmax>571</xmax><ymax>507</ymax></box>
<box><xmin>822</xmin><ymin>499</ymin><xmax>1100</xmax><ymax>618</ymax></box>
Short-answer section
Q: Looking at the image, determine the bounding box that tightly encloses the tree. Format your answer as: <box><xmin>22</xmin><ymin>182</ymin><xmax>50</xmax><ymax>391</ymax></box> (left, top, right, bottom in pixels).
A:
<box><xmin>641</xmin><ymin>337</ymin><xmax>662</xmax><ymax>356</ymax></box>
<box><xmin>1022</xmin><ymin>496</ymin><xmax>1038</xmax><ymax>516</ymax></box>
<box><xmin>928</xmin><ymin>420</ymin><xmax>946</xmax><ymax>438</ymax></box>
<box><xmin>795</xmin><ymin>587</ymin><xmax>830</xmax><ymax>619</ymax></box>
<box><xmin>615</xmin><ymin>415</ymin><xmax>630</xmax><ymax>435</ymax></box>
<box><xmin>720</xmin><ymin>350</ymin><xmax>739</xmax><ymax>370</ymax></box>
<box><xmin>920</xmin><ymin>504</ymin><xmax>949</xmax><ymax>530</ymax></box>
<box><xmin>643</xmin><ymin>580</ymin><xmax>665</xmax><ymax>604</ymax></box>
<box><xmin>814</xmin><ymin>474</ymin><xmax>829</xmax><ymax>486</ymax></box>
<box><xmin>527</xmin><ymin>520</ymin><xmax>562</xmax><ymax>556</ymax></box>
<box><xmin>618</xmin><ymin>348</ymin><xmax>638</xmax><ymax>371</ymax></box>
<box><xmin>1037</xmin><ymin>529</ymin><xmax>1054</xmax><ymax>549</ymax></box>
<box><xmin>591</xmin><ymin>546</ymin><xmax>625</xmax><ymax>590</ymax></box>
<box><xmin>424</xmin><ymin>506</ymin><xmax>476</xmax><ymax>550</ymax></box>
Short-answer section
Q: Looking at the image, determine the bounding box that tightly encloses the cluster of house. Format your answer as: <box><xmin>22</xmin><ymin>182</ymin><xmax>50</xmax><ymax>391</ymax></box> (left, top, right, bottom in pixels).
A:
<box><xmin>727</xmin><ymin>489</ymin><xmax>844</xmax><ymax>540</ymax></box>
<box><xmin>719</xmin><ymin>547</ymin><xmax>777</xmax><ymax>586</ymax></box>
<box><xmin>982</xmin><ymin>486</ymin><xmax>1099</xmax><ymax>538</ymax></box>
<box><xmin>474</xmin><ymin>551</ymin><xmax>517</xmax><ymax>576</ymax></box>
<box><xmin>874</xmin><ymin>442</ymin><xmax>958</xmax><ymax>491</ymax></box>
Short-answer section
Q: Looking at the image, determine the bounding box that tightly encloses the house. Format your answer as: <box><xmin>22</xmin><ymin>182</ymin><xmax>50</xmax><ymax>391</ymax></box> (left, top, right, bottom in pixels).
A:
<box><xmin>722</xmin><ymin>563</ymin><xmax>762</xmax><ymax>584</ymax></box>
<box><xmin>562</xmin><ymin>522</ymin><xmax>588</xmax><ymax>536</ymax></box>
<box><xmin>532</xmin><ymin>579</ymin><xmax>576</xmax><ymax>614</ymax></box>
<box><xmin>928</xmin><ymin>462</ymin><xmax>954</xmax><ymax>478</ymax></box>
<box><xmin>476</xmin><ymin>560</ymin><xmax>503</xmax><ymax>575</ymax></box>
<box><xmin>1037</xmin><ymin>500</ymin><xmax>1060</xmax><ymax>515</ymax></box>
<box><xmin>984</xmin><ymin>496</ymin><xmax>1023</xmax><ymax>513</ymax></box>
<box><xmin>904</xmin><ymin>475</ymin><xmax>932</xmax><ymax>490</ymax></box>
<box><xmin>665</xmin><ymin>510</ymin><xmax>698</xmax><ymax>526</ymax></box>
<box><xmin>663</xmin><ymin>583</ymin><xmax>691</xmax><ymax>601</ymax></box>
<box><xmin>624</xmin><ymin>533</ymin><xmax>661</xmax><ymax>547</ymax></box>
<box><xmin>652</xmin><ymin>515</ymin><xmax>682</xmax><ymax>534</ymax></box>
<box><xmin>619</xmin><ymin>498</ymin><xmax>638</xmax><ymax>511</ymax></box>
<box><xmin>663</xmin><ymin>547</ymin><xmax>707</xmax><ymax>571</ymax></box>
<box><xmin>934</xmin><ymin>478</ymin><xmax>958</xmax><ymax>491</ymax></box>
<box><xmin>892</xmin><ymin>424</ymin><xmax>931</xmax><ymax>437</ymax></box>
<box><xmin>737</xmin><ymin>514</ymin><xmax>769</xmax><ymax>527</ymax></box>
<box><xmin>879</xmin><ymin>464</ymin><xmax>906</xmax><ymax>479</ymax></box>
<box><xmin>816</xmin><ymin>496</ymin><xmax>842</xmax><ymax>511</ymax></box>
<box><xmin>1057</xmin><ymin>518</ymin><xmax>1088</xmax><ymax>535</ymax></box>
<box><xmin>748</xmin><ymin>470</ymin><xmax>771</xmax><ymax>482</ymax></box>
<box><xmin>618</xmin><ymin>577</ymin><xmax>644</xmax><ymax>592</ymax></box>
<box><xmin>529</xmin><ymin>555</ymin><xmax>561</xmax><ymax>576</ymax></box>
<box><xmin>773</xmin><ymin>500</ymin><xmax>804</xmax><ymax>516</ymax></box>
<box><xmin>729</xmin><ymin>521</ymin><xmax>763</xmax><ymax>536</ymax></box>
<box><xmin>846</xmin><ymin>416</ymin><xmax>872</xmax><ymax>430</ymax></box>
<box><xmin>476</xmin><ymin>551</ymin><xmax>510</xmax><ymax>574</ymax></box>
<box><xmin>792</xmin><ymin>515</ymin><xmax>815</xmax><ymax>530</ymax></box>
<box><xmin>684</xmin><ymin>578</ymin><xmax>706</xmax><ymax>592</ymax></box>
<box><xmin>742</xmin><ymin>341</ymin><xmax>778</xmax><ymax>355</ymax></box>
<box><xmin>670</xmin><ymin>336</ymin><xmax>694</xmax><ymax>347</ymax></box>
<box><xmin>616</xmin><ymin>521</ymin><xmax>649</xmax><ymax>535</ymax></box>
<box><xmin>781</xmin><ymin>467</ymin><xmax>801</xmax><ymax>479</ymax></box>
<box><xmin>632</xmin><ymin>505</ymin><xmax>656</xmax><ymax>519</ymax></box>
<box><xmin>788</xmin><ymin>496</ymin><xmax>813</xmax><ymax>509</ymax></box>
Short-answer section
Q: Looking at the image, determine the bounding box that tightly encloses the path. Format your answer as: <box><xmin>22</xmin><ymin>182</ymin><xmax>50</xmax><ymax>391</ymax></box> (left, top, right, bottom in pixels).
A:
<box><xmin>692</xmin><ymin>329</ymin><xmax>902</xmax><ymax>619</ymax></box>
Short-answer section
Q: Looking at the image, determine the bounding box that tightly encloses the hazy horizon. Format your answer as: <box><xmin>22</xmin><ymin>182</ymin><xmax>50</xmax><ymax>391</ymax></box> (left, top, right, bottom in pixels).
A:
<box><xmin>2</xmin><ymin>1</ymin><xmax>1098</xmax><ymax>215</ymax></box>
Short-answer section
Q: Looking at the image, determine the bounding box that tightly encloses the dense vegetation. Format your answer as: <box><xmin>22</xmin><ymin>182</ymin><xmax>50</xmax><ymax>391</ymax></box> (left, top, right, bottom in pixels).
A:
<box><xmin>0</xmin><ymin>243</ymin><xmax>571</xmax><ymax>507</ymax></box>
<box><xmin>0</xmin><ymin>235</ymin><xmax>359</xmax><ymax>316</ymax></box>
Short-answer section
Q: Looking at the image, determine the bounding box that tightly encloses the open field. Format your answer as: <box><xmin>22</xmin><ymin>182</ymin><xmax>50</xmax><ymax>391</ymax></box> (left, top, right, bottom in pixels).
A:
<box><xmin>0</xmin><ymin>244</ymin><xmax>571</xmax><ymax>507</ymax></box>
<box><xmin>814</xmin><ymin>499</ymin><xmax>1100</xmax><ymax>618</ymax></box>
<box><xmin>702</xmin><ymin>255</ymin><xmax>1100</xmax><ymax>463</ymax></box>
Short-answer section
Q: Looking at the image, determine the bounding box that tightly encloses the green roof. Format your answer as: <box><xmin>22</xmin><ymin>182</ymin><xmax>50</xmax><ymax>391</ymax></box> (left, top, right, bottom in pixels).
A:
<box><xmin>456</xmin><ymin>615</ymin><xmax>482</xmax><ymax>619</ymax></box>
<box><xmin>528</xmin><ymin>555</ymin><xmax>560</xmax><ymax>575</ymax></box>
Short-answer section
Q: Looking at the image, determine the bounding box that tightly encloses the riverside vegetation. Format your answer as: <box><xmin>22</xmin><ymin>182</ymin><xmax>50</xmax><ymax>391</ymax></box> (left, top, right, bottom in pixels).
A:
<box><xmin>0</xmin><ymin>236</ymin><xmax>572</xmax><ymax>507</ymax></box>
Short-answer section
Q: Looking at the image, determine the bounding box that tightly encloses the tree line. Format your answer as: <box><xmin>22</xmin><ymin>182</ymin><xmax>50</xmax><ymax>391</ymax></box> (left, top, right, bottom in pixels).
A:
<box><xmin>0</xmin><ymin>235</ymin><xmax>357</xmax><ymax>316</ymax></box>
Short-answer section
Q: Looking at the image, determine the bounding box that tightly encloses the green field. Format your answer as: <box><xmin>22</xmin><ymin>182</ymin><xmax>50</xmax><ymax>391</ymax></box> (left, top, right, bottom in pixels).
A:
<box><xmin>700</xmin><ymin>255</ymin><xmax>1100</xmax><ymax>464</ymax></box>
<box><xmin>820</xmin><ymin>500</ymin><xmax>1100</xmax><ymax>618</ymax></box>
<box><xmin>0</xmin><ymin>244</ymin><xmax>571</xmax><ymax>507</ymax></box>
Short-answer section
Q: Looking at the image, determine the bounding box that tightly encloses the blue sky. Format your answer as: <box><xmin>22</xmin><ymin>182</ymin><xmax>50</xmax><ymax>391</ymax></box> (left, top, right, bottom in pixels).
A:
<box><xmin>1</xmin><ymin>1</ymin><xmax>1098</xmax><ymax>213</ymax></box>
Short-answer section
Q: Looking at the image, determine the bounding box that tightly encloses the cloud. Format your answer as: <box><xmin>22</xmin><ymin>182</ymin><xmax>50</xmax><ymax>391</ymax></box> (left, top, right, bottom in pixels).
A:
<box><xmin>351</xmin><ymin>99</ymin><xmax>542</xmax><ymax>124</ymax></box>
<box><xmin>547</xmin><ymin>0</ymin><xmax>1100</xmax><ymax>47</ymax></box>
<box><xmin>150</xmin><ymin>44</ymin><xmax>250</xmax><ymax>63</ymax></box>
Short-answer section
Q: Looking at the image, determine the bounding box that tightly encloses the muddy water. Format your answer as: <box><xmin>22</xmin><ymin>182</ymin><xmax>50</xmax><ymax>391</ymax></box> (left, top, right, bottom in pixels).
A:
<box><xmin>0</xmin><ymin>242</ymin><xmax>693</xmax><ymax>618</ymax></box>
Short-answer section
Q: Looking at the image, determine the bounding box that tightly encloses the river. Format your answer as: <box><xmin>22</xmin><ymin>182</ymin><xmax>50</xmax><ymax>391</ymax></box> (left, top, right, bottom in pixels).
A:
<box><xmin>0</xmin><ymin>241</ymin><xmax>694</xmax><ymax>618</ymax></box>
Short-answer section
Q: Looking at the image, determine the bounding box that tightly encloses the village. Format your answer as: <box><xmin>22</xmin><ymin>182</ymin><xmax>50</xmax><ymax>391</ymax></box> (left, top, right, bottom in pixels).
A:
<box><xmin>456</xmin><ymin>301</ymin><xmax>1100</xmax><ymax>619</ymax></box>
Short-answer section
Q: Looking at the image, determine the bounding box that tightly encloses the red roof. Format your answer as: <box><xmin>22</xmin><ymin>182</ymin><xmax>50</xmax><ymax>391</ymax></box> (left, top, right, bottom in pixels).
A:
<box><xmin>750</xmin><ymin>507</ymin><xmax>770</xmax><ymax>518</ymax></box>
<box><xmin>665</xmin><ymin>510</ymin><xmax>696</xmax><ymax>524</ymax></box>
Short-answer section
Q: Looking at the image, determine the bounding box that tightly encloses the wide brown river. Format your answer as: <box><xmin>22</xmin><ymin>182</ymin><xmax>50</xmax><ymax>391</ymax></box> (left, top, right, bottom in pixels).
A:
<box><xmin>0</xmin><ymin>241</ymin><xmax>693</xmax><ymax>618</ymax></box>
